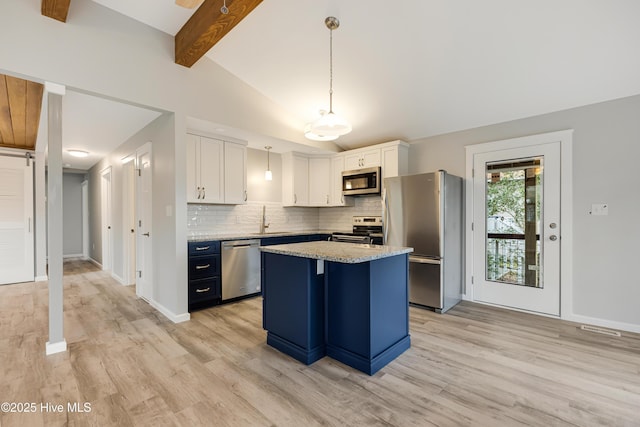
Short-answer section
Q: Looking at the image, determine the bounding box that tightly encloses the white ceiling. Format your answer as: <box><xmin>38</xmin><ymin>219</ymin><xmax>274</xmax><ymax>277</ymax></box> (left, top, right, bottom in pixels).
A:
<box><xmin>69</xmin><ymin>0</ymin><xmax>640</xmax><ymax>162</ymax></box>
<box><xmin>61</xmin><ymin>91</ymin><xmax>162</xmax><ymax>170</ymax></box>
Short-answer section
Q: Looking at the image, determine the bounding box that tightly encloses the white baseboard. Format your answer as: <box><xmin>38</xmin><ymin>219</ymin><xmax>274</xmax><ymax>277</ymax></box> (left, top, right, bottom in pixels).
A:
<box><xmin>563</xmin><ymin>313</ymin><xmax>640</xmax><ymax>334</ymax></box>
<box><xmin>45</xmin><ymin>339</ymin><xmax>67</xmax><ymax>355</ymax></box>
<box><xmin>111</xmin><ymin>272</ymin><xmax>127</xmax><ymax>286</ymax></box>
<box><xmin>88</xmin><ymin>258</ymin><xmax>102</xmax><ymax>269</ymax></box>
<box><xmin>63</xmin><ymin>253</ymin><xmax>84</xmax><ymax>259</ymax></box>
<box><xmin>35</xmin><ymin>275</ymin><xmax>48</xmax><ymax>282</ymax></box>
<box><xmin>149</xmin><ymin>299</ymin><xmax>190</xmax><ymax>324</ymax></box>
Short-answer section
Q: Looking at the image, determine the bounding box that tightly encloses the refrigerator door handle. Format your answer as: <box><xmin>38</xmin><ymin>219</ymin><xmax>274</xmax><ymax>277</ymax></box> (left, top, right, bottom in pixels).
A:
<box><xmin>409</xmin><ymin>256</ymin><xmax>441</xmax><ymax>265</ymax></box>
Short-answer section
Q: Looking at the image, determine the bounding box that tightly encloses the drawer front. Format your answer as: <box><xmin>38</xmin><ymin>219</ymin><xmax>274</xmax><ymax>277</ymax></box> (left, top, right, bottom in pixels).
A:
<box><xmin>189</xmin><ymin>277</ymin><xmax>221</xmax><ymax>304</ymax></box>
<box><xmin>188</xmin><ymin>241</ymin><xmax>220</xmax><ymax>256</ymax></box>
<box><xmin>189</xmin><ymin>255</ymin><xmax>220</xmax><ymax>279</ymax></box>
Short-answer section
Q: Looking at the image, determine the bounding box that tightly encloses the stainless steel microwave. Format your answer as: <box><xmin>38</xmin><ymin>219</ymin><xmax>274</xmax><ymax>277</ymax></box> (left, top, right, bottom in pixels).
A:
<box><xmin>342</xmin><ymin>167</ymin><xmax>381</xmax><ymax>196</ymax></box>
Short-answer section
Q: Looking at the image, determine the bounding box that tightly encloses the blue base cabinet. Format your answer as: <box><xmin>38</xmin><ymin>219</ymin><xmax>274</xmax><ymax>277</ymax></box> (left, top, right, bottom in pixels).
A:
<box><xmin>262</xmin><ymin>253</ymin><xmax>325</xmax><ymax>364</ymax></box>
<box><xmin>262</xmin><ymin>251</ymin><xmax>410</xmax><ymax>375</ymax></box>
<box><xmin>325</xmin><ymin>255</ymin><xmax>410</xmax><ymax>375</ymax></box>
<box><xmin>188</xmin><ymin>241</ymin><xmax>221</xmax><ymax>311</ymax></box>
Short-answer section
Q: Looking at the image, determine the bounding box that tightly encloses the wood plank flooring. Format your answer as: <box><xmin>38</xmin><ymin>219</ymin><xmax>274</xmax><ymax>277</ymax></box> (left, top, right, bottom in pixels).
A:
<box><xmin>0</xmin><ymin>260</ymin><xmax>639</xmax><ymax>426</ymax></box>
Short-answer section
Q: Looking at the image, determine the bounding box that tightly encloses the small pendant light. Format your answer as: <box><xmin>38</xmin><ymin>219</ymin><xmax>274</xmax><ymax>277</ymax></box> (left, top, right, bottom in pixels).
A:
<box><xmin>264</xmin><ymin>146</ymin><xmax>273</xmax><ymax>181</ymax></box>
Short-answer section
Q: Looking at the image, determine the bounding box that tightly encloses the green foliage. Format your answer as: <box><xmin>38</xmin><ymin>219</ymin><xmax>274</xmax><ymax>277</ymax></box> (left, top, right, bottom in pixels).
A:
<box><xmin>486</xmin><ymin>170</ymin><xmax>525</xmax><ymax>231</ymax></box>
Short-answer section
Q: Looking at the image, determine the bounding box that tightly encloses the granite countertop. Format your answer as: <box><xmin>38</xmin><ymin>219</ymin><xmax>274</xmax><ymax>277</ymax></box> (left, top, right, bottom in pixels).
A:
<box><xmin>188</xmin><ymin>230</ymin><xmax>340</xmax><ymax>242</ymax></box>
<box><xmin>260</xmin><ymin>241</ymin><xmax>413</xmax><ymax>264</ymax></box>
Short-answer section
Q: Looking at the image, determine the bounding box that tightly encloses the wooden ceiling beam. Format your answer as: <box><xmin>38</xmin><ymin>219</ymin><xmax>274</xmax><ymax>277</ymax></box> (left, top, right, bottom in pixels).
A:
<box><xmin>42</xmin><ymin>0</ymin><xmax>71</xmax><ymax>23</ymax></box>
<box><xmin>0</xmin><ymin>75</ymin><xmax>43</xmax><ymax>151</ymax></box>
<box><xmin>175</xmin><ymin>0</ymin><xmax>263</xmax><ymax>68</ymax></box>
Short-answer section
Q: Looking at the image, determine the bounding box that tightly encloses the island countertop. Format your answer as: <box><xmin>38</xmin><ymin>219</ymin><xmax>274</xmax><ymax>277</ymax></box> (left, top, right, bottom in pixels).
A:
<box><xmin>259</xmin><ymin>240</ymin><xmax>413</xmax><ymax>264</ymax></box>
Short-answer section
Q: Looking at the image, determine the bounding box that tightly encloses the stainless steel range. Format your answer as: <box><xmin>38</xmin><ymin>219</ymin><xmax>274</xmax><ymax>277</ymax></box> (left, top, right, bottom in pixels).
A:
<box><xmin>331</xmin><ymin>216</ymin><xmax>383</xmax><ymax>245</ymax></box>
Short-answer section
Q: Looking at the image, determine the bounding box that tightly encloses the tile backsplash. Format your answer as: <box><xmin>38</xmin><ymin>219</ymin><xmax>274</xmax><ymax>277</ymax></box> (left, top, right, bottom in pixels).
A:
<box><xmin>187</xmin><ymin>196</ymin><xmax>383</xmax><ymax>237</ymax></box>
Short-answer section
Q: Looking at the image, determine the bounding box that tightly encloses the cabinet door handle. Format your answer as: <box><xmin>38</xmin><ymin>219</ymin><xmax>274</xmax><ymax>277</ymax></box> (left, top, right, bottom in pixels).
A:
<box><xmin>195</xmin><ymin>246</ymin><xmax>210</xmax><ymax>251</ymax></box>
<box><xmin>244</xmin><ymin>190</ymin><xmax>248</xmax><ymax>201</ymax></box>
<box><xmin>326</xmin><ymin>195</ymin><xmax>329</xmax><ymax>204</ymax></box>
<box><xmin>197</xmin><ymin>186</ymin><xmax>201</xmax><ymax>199</ymax></box>
<box><xmin>195</xmin><ymin>287</ymin><xmax>211</xmax><ymax>293</ymax></box>
<box><xmin>202</xmin><ymin>187</ymin><xmax>206</xmax><ymax>199</ymax></box>
<box><xmin>294</xmin><ymin>194</ymin><xmax>297</xmax><ymax>204</ymax></box>
<box><xmin>195</xmin><ymin>264</ymin><xmax>211</xmax><ymax>270</ymax></box>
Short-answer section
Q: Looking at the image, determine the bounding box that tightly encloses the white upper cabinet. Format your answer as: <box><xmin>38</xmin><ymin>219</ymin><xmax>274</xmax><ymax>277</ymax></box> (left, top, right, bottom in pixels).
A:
<box><xmin>281</xmin><ymin>141</ymin><xmax>407</xmax><ymax>208</ymax></box>
<box><xmin>345</xmin><ymin>148</ymin><xmax>382</xmax><ymax>170</ymax></box>
<box><xmin>186</xmin><ymin>132</ymin><xmax>247</xmax><ymax>205</ymax></box>
<box><xmin>309</xmin><ymin>157</ymin><xmax>331</xmax><ymax>206</ymax></box>
<box><xmin>381</xmin><ymin>142</ymin><xmax>409</xmax><ymax>180</ymax></box>
<box><xmin>330</xmin><ymin>154</ymin><xmax>354</xmax><ymax>206</ymax></box>
<box><xmin>282</xmin><ymin>152</ymin><xmax>309</xmax><ymax>206</ymax></box>
<box><xmin>223</xmin><ymin>141</ymin><xmax>247</xmax><ymax>204</ymax></box>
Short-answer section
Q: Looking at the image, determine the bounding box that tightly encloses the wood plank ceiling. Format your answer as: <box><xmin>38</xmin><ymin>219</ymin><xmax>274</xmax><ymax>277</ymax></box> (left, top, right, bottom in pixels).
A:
<box><xmin>0</xmin><ymin>74</ymin><xmax>44</xmax><ymax>151</ymax></box>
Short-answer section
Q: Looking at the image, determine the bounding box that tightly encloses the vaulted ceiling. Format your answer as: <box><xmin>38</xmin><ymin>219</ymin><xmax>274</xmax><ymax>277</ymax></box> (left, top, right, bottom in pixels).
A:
<box><xmin>31</xmin><ymin>0</ymin><xmax>640</xmax><ymax>165</ymax></box>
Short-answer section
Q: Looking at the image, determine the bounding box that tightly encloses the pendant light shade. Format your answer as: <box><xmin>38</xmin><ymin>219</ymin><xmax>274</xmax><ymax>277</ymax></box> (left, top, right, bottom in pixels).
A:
<box><xmin>309</xmin><ymin>111</ymin><xmax>352</xmax><ymax>136</ymax></box>
<box><xmin>304</xmin><ymin>123</ymin><xmax>339</xmax><ymax>141</ymax></box>
<box><xmin>306</xmin><ymin>16</ymin><xmax>351</xmax><ymax>140</ymax></box>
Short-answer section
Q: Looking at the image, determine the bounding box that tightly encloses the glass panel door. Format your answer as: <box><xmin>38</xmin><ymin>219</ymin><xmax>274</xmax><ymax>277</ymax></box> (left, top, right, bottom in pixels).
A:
<box><xmin>485</xmin><ymin>157</ymin><xmax>543</xmax><ymax>288</ymax></box>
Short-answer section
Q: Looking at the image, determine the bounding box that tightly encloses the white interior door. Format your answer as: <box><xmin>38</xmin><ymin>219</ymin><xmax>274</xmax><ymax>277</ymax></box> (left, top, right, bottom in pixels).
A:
<box><xmin>122</xmin><ymin>157</ymin><xmax>136</xmax><ymax>285</ymax></box>
<box><xmin>472</xmin><ymin>141</ymin><xmax>561</xmax><ymax>315</ymax></box>
<box><xmin>100</xmin><ymin>167</ymin><xmax>113</xmax><ymax>272</ymax></box>
<box><xmin>136</xmin><ymin>143</ymin><xmax>152</xmax><ymax>300</ymax></box>
<box><xmin>0</xmin><ymin>156</ymin><xmax>34</xmax><ymax>285</ymax></box>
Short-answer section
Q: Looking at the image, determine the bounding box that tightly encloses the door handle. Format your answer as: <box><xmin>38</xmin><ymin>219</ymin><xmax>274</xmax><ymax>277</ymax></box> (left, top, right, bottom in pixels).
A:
<box><xmin>195</xmin><ymin>287</ymin><xmax>210</xmax><ymax>293</ymax></box>
<box><xmin>195</xmin><ymin>264</ymin><xmax>210</xmax><ymax>270</ymax></box>
<box><xmin>549</xmin><ymin>235</ymin><xmax>558</xmax><ymax>241</ymax></box>
<box><xmin>143</xmin><ymin>232</ymin><xmax>150</xmax><ymax>237</ymax></box>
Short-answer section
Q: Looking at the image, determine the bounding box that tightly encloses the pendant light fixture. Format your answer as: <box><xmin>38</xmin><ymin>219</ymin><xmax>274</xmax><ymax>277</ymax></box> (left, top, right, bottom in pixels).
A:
<box><xmin>306</xmin><ymin>16</ymin><xmax>352</xmax><ymax>140</ymax></box>
<box><xmin>264</xmin><ymin>146</ymin><xmax>273</xmax><ymax>181</ymax></box>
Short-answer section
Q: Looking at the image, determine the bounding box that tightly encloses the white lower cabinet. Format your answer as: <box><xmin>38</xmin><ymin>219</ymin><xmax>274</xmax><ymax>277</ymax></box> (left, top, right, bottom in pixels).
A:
<box><xmin>186</xmin><ymin>133</ymin><xmax>247</xmax><ymax>205</ymax></box>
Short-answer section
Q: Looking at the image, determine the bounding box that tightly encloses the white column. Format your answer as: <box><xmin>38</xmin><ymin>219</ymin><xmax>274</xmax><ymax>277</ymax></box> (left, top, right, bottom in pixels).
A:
<box><xmin>45</xmin><ymin>82</ymin><xmax>67</xmax><ymax>356</ymax></box>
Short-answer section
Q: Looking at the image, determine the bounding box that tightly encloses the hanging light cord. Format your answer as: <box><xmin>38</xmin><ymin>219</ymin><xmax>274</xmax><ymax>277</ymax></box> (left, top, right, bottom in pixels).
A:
<box><xmin>328</xmin><ymin>24</ymin><xmax>334</xmax><ymax>114</ymax></box>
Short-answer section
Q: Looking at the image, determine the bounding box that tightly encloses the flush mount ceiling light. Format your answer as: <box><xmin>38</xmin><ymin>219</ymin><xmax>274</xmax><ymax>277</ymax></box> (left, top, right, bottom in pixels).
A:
<box><xmin>306</xmin><ymin>16</ymin><xmax>352</xmax><ymax>140</ymax></box>
<box><xmin>67</xmin><ymin>150</ymin><xmax>89</xmax><ymax>158</ymax></box>
<box><xmin>264</xmin><ymin>146</ymin><xmax>273</xmax><ymax>181</ymax></box>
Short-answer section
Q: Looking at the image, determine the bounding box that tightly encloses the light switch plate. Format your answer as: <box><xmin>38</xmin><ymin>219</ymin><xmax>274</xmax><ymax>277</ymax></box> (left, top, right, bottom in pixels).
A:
<box><xmin>590</xmin><ymin>203</ymin><xmax>608</xmax><ymax>216</ymax></box>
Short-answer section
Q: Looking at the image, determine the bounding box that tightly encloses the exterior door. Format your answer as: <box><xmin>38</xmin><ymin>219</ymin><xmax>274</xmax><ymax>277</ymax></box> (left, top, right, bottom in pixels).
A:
<box><xmin>0</xmin><ymin>156</ymin><xmax>34</xmax><ymax>285</ymax></box>
<box><xmin>472</xmin><ymin>141</ymin><xmax>561</xmax><ymax>315</ymax></box>
<box><xmin>136</xmin><ymin>144</ymin><xmax>152</xmax><ymax>301</ymax></box>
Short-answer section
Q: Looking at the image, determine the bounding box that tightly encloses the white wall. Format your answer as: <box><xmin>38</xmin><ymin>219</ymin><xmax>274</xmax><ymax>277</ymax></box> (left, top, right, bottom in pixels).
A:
<box><xmin>247</xmin><ymin>148</ymin><xmax>282</xmax><ymax>203</ymax></box>
<box><xmin>62</xmin><ymin>172</ymin><xmax>84</xmax><ymax>256</ymax></box>
<box><xmin>409</xmin><ymin>94</ymin><xmax>640</xmax><ymax>329</ymax></box>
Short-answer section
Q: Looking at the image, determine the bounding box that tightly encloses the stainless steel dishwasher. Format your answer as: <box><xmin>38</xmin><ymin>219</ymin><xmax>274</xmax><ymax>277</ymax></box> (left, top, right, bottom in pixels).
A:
<box><xmin>221</xmin><ymin>239</ymin><xmax>261</xmax><ymax>301</ymax></box>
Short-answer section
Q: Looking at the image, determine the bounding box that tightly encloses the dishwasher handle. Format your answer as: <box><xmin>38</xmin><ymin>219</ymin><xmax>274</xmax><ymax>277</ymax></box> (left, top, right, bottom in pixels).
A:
<box><xmin>222</xmin><ymin>240</ymin><xmax>261</xmax><ymax>250</ymax></box>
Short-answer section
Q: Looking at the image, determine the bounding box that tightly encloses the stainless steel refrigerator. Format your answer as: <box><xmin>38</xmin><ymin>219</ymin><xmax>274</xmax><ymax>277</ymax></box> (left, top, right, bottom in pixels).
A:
<box><xmin>383</xmin><ymin>171</ymin><xmax>463</xmax><ymax>313</ymax></box>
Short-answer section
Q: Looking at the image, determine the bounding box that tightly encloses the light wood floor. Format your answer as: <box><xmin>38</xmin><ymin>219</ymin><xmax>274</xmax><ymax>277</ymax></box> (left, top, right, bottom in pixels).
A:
<box><xmin>1</xmin><ymin>260</ymin><xmax>639</xmax><ymax>426</ymax></box>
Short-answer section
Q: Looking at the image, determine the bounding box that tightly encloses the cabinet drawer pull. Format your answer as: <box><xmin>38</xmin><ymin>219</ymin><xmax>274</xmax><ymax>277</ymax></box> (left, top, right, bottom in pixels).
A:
<box><xmin>195</xmin><ymin>246</ymin><xmax>210</xmax><ymax>251</ymax></box>
<box><xmin>195</xmin><ymin>264</ymin><xmax>211</xmax><ymax>270</ymax></box>
<box><xmin>195</xmin><ymin>287</ymin><xmax>211</xmax><ymax>293</ymax></box>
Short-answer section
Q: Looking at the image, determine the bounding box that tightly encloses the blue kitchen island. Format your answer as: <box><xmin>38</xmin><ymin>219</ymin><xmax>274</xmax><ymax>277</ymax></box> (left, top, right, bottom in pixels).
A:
<box><xmin>261</xmin><ymin>241</ymin><xmax>413</xmax><ymax>375</ymax></box>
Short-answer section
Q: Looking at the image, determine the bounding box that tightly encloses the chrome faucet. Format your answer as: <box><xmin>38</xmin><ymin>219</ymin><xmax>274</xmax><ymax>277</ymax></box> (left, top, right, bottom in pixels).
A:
<box><xmin>260</xmin><ymin>205</ymin><xmax>270</xmax><ymax>233</ymax></box>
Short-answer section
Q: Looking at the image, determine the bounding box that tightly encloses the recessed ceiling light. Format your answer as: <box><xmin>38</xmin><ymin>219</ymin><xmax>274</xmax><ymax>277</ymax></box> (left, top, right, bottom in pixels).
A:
<box><xmin>68</xmin><ymin>150</ymin><xmax>89</xmax><ymax>158</ymax></box>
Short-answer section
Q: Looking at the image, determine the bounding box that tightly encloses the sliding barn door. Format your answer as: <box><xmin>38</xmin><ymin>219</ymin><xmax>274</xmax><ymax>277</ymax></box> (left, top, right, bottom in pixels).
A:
<box><xmin>0</xmin><ymin>156</ymin><xmax>34</xmax><ymax>285</ymax></box>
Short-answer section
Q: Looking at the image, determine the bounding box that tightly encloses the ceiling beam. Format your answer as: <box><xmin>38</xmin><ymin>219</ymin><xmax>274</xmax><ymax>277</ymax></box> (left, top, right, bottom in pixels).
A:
<box><xmin>41</xmin><ymin>0</ymin><xmax>71</xmax><ymax>23</ymax></box>
<box><xmin>175</xmin><ymin>0</ymin><xmax>263</xmax><ymax>68</ymax></box>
